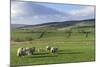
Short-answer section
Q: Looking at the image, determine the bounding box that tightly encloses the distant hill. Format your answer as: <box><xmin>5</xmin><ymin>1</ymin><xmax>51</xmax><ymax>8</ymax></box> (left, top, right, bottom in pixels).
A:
<box><xmin>11</xmin><ymin>24</ymin><xmax>27</xmax><ymax>29</ymax></box>
<box><xmin>11</xmin><ymin>19</ymin><xmax>95</xmax><ymax>30</ymax></box>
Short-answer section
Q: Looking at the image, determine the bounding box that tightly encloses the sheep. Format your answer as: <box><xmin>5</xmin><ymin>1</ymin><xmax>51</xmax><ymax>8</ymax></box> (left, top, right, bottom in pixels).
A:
<box><xmin>25</xmin><ymin>47</ymin><xmax>35</xmax><ymax>55</ymax></box>
<box><xmin>37</xmin><ymin>48</ymin><xmax>44</xmax><ymax>53</ymax></box>
<box><xmin>46</xmin><ymin>46</ymin><xmax>51</xmax><ymax>52</ymax></box>
<box><xmin>17</xmin><ymin>48</ymin><xmax>22</xmax><ymax>57</ymax></box>
<box><xmin>17</xmin><ymin>47</ymin><xmax>35</xmax><ymax>57</ymax></box>
<box><xmin>17</xmin><ymin>48</ymin><xmax>26</xmax><ymax>57</ymax></box>
<box><xmin>37</xmin><ymin>48</ymin><xmax>41</xmax><ymax>52</ymax></box>
<box><xmin>29</xmin><ymin>47</ymin><xmax>35</xmax><ymax>55</ymax></box>
<box><xmin>25</xmin><ymin>48</ymin><xmax>30</xmax><ymax>55</ymax></box>
<box><xmin>50</xmin><ymin>47</ymin><xmax>58</xmax><ymax>53</ymax></box>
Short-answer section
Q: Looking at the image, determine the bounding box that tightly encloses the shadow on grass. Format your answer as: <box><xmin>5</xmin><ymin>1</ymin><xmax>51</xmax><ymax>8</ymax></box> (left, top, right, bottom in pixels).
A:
<box><xmin>29</xmin><ymin>55</ymin><xmax>57</xmax><ymax>58</ymax></box>
<box><xmin>34</xmin><ymin>52</ymin><xmax>49</xmax><ymax>55</ymax></box>
<box><xmin>58</xmin><ymin>52</ymin><xmax>83</xmax><ymax>54</ymax></box>
<box><xmin>27</xmin><ymin>53</ymin><xmax>58</xmax><ymax>58</ymax></box>
<box><xmin>27</xmin><ymin>50</ymin><xmax>83</xmax><ymax>58</ymax></box>
<box><xmin>58</xmin><ymin>50</ymin><xmax>83</xmax><ymax>54</ymax></box>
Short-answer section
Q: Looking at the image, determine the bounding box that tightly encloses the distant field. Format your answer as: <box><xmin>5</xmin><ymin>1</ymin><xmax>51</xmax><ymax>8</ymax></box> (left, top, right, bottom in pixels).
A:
<box><xmin>11</xmin><ymin>25</ymin><xmax>95</xmax><ymax>66</ymax></box>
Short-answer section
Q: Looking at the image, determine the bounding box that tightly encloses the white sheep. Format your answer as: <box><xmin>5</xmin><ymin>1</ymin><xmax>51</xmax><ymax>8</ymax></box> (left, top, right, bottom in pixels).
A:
<box><xmin>17</xmin><ymin>48</ymin><xmax>26</xmax><ymax>57</ymax></box>
<box><xmin>37</xmin><ymin>48</ymin><xmax>44</xmax><ymax>53</ymax></box>
<box><xmin>25</xmin><ymin>48</ymin><xmax>30</xmax><ymax>55</ymax></box>
<box><xmin>17</xmin><ymin>47</ymin><xmax>35</xmax><ymax>57</ymax></box>
<box><xmin>50</xmin><ymin>47</ymin><xmax>58</xmax><ymax>53</ymax></box>
<box><xmin>24</xmin><ymin>47</ymin><xmax>35</xmax><ymax>55</ymax></box>
<box><xmin>29</xmin><ymin>47</ymin><xmax>35</xmax><ymax>55</ymax></box>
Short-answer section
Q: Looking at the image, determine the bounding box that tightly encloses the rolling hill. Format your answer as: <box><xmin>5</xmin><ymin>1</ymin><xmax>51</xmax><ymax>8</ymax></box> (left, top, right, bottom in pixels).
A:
<box><xmin>11</xmin><ymin>19</ymin><xmax>95</xmax><ymax>31</ymax></box>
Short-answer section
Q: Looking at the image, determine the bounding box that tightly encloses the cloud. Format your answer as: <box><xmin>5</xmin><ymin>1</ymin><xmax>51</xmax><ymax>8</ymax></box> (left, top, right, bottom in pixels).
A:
<box><xmin>11</xmin><ymin>1</ymin><xmax>69</xmax><ymax>25</ymax></box>
<box><xmin>68</xmin><ymin>6</ymin><xmax>95</xmax><ymax>19</ymax></box>
<box><xmin>11</xmin><ymin>1</ymin><xmax>95</xmax><ymax>25</ymax></box>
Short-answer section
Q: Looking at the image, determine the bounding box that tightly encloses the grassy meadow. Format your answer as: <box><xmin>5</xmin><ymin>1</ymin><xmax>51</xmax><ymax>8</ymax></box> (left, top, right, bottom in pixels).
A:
<box><xmin>11</xmin><ymin>25</ymin><xmax>95</xmax><ymax>66</ymax></box>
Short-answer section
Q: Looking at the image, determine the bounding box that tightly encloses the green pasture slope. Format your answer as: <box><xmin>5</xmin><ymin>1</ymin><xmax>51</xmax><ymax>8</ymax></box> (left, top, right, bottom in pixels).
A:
<box><xmin>11</xmin><ymin>26</ymin><xmax>95</xmax><ymax>66</ymax></box>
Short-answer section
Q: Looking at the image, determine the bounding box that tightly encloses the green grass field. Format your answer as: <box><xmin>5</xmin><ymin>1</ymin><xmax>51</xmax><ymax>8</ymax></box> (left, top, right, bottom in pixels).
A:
<box><xmin>11</xmin><ymin>26</ymin><xmax>95</xmax><ymax>66</ymax></box>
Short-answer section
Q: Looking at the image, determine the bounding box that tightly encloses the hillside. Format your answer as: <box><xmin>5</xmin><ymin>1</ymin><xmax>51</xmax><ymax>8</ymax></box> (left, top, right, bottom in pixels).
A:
<box><xmin>11</xmin><ymin>19</ymin><xmax>95</xmax><ymax>31</ymax></box>
<box><xmin>11</xmin><ymin>24</ymin><xmax>27</xmax><ymax>29</ymax></box>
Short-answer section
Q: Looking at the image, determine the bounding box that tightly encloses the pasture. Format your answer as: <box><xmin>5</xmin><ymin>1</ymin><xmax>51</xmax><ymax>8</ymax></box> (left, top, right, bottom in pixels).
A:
<box><xmin>11</xmin><ymin>26</ymin><xmax>95</xmax><ymax>66</ymax></box>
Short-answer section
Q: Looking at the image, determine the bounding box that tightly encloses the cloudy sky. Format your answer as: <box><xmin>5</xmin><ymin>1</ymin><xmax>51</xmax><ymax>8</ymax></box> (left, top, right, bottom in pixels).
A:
<box><xmin>11</xmin><ymin>1</ymin><xmax>95</xmax><ymax>25</ymax></box>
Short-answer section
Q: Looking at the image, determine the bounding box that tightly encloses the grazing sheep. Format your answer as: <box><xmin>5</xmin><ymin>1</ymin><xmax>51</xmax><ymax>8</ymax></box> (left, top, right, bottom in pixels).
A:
<box><xmin>22</xmin><ymin>48</ymin><xmax>27</xmax><ymax>55</ymax></box>
<box><xmin>37</xmin><ymin>48</ymin><xmax>41</xmax><ymax>52</ymax></box>
<box><xmin>25</xmin><ymin>48</ymin><xmax>30</xmax><ymax>55</ymax></box>
<box><xmin>29</xmin><ymin>47</ymin><xmax>35</xmax><ymax>55</ymax></box>
<box><xmin>46</xmin><ymin>46</ymin><xmax>51</xmax><ymax>52</ymax></box>
<box><xmin>37</xmin><ymin>48</ymin><xmax>44</xmax><ymax>53</ymax></box>
<box><xmin>17</xmin><ymin>47</ymin><xmax>35</xmax><ymax>57</ymax></box>
<box><xmin>17</xmin><ymin>48</ymin><xmax>22</xmax><ymax>57</ymax></box>
<box><xmin>50</xmin><ymin>47</ymin><xmax>58</xmax><ymax>53</ymax></box>
<box><xmin>17</xmin><ymin>48</ymin><xmax>26</xmax><ymax>57</ymax></box>
<box><xmin>25</xmin><ymin>47</ymin><xmax>35</xmax><ymax>55</ymax></box>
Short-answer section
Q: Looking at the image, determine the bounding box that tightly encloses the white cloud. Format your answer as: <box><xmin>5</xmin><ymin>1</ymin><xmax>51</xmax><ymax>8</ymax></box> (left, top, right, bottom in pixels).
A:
<box><xmin>69</xmin><ymin>6</ymin><xmax>95</xmax><ymax>17</ymax></box>
<box><xmin>11</xmin><ymin>1</ymin><xmax>95</xmax><ymax>25</ymax></box>
<box><xmin>11</xmin><ymin>2</ymin><xmax>26</xmax><ymax>17</ymax></box>
<box><xmin>33</xmin><ymin>16</ymin><xmax>39</xmax><ymax>19</ymax></box>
